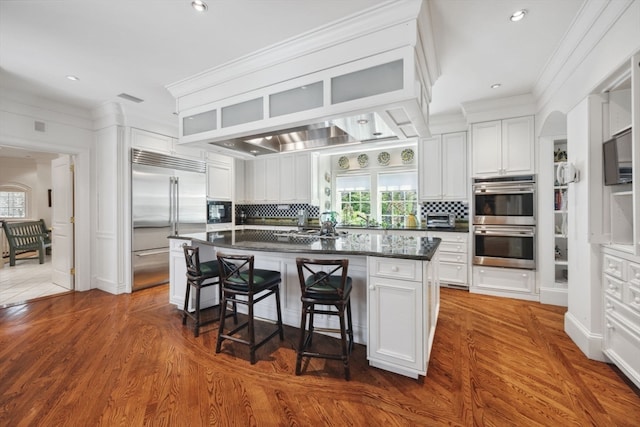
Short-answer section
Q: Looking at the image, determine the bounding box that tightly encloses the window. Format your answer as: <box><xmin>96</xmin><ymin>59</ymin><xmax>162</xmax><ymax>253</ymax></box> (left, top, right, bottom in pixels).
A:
<box><xmin>0</xmin><ymin>188</ymin><xmax>28</xmax><ymax>218</ymax></box>
<box><xmin>379</xmin><ymin>172</ymin><xmax>418</xmax><ymax>227</ymax></box>
<box><xmin>335</xmin><ymin>169</ymin><xmax>417</xmax><ymax>227</ymax></box>
<box><xmin>336</xmin><ymin>175</ymin><xmax>371</xmax><ymax>226</ymax></box>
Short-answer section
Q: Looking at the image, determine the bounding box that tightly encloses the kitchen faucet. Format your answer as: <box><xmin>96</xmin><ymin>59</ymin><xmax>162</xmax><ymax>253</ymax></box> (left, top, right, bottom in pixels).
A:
<box><xmin>357</xmin><ymin>213</ymin><xmax>372</xmax><ymax>226</ymax></box>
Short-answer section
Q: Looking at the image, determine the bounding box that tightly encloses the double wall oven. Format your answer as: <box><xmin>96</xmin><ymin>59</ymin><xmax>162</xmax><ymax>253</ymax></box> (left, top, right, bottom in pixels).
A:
<box><xmin>473</xmin><ymin>175</ymin><xmax>536</xmax><ymax>269</ymax></box>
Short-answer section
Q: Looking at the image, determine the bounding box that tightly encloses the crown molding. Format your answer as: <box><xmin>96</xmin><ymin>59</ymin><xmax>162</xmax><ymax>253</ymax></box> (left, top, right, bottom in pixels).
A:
<box><xmin>461</xmin><ymin>93</ymin><xmax>536</xmax><ymax>123</ymax></box>
<box><xmin>166</xmin><ymin>0</ymin><xmax>426</xmax><ymax>100</ymax></box>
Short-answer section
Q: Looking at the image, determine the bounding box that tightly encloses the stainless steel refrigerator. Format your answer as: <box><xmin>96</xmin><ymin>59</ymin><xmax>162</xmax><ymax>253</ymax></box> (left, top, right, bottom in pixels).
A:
<box><xmin>131</xmin><ymin>149</ymin><xmax>207</xmax><ymax>291</ymax></box>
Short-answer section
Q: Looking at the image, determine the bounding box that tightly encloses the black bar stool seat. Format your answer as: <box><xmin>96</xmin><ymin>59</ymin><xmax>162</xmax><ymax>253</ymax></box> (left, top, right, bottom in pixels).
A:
<box><xmin>295</xmin><ymin>258</ymin><xmax>354</xmax><ymax>380</ymax></box>
<box><xmin>216</xmin><ymin>253</ymin><xmax>284</xmax><ymax>364</ymax></box>
<box><xmin>182</xmin><ymin>245</ymin><xmax>222</xmax><ymax>337</ymax></box>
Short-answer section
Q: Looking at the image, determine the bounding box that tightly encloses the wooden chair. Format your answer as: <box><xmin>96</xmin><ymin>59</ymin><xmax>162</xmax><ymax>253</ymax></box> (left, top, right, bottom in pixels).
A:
<box><xmin>216</xmin><ymin>253</ymin><xmax>284</xmax><ymax>364</ymax></box>
<box><xmin>295</xmin><ymin>257</ymin><xmax>353</xmax><ymax>380</ymax></box>
<box><xmin>182</xmin><ymin>245</ymin><xmax>221</xmax><ymax>337</ymax></box>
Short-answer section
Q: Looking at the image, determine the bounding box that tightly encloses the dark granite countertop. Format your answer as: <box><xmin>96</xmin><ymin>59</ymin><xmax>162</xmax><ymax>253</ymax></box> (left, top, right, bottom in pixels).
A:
<box><xmin>240</xmin><ymin>219</ymin><xmax>469</xmax><ymax>233</ymax></box>
<box><xmin>171</xmin><ymin>229</ymin><xmax>441</xmax><ymax>261</ymax></box>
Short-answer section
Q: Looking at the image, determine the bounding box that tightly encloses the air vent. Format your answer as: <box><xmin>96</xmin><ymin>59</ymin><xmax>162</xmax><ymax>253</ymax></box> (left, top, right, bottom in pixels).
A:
<box><xmin>34</xmin><ymin>121</ymin><xmax>46</xmax><ymax>132</ymax></box>
<box><xmin>117</xmin><ymin>93</ymin><xmax>144</xmax><ymax>103</ymax></box>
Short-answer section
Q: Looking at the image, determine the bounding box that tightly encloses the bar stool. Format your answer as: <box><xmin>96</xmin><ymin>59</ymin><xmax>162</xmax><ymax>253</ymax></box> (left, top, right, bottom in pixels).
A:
<box><xmin>216</xmin><ymin>253</ymin><xmax>284</xmax><ymax>364</ymax></box>
<box><xmin>295</xmin><ymin>258</ymin><xmax>354</xmax><ymax>380</ymax></box>
<box><xmin>182</xmin><ymin>245</ymin><xmax>221</xmax><ymax>337</ymax></box>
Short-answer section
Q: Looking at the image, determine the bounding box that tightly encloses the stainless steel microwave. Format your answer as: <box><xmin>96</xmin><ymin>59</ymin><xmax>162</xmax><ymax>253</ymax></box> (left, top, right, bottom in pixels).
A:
<box><xmin>207</xmin><ymin>200</ymin><xmax>232</xmax><ymax>224</ymax></box>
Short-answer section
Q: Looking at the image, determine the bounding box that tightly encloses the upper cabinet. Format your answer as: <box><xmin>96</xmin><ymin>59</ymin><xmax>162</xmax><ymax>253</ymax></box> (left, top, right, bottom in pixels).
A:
<box><xmin>419</xmin><ymin>132</ymin><xmax>467</xmax><ymax>201</ymax></box>
<box><xmin>247</xmin><ymin>153</ymin><xmax>317</xmax><ymax>204</ymax></box>
<box><xmin>131</xmin><ymin>128</ymin><xmax>202</xmax><ymax>160</ymax></box>
<box><xmin>609</xmin><ymin>88</ymin><xmax>632</xmax><ymax>136</ymax></box>
<box><xmin>206</xmin><ymin>153</ymin><xmax>233</xmax><ymax>201</ymax></box>
<box><xmin>471</xmin><ymin>116</ymin><xmax>534</xmax><ymax>177</ymax></box>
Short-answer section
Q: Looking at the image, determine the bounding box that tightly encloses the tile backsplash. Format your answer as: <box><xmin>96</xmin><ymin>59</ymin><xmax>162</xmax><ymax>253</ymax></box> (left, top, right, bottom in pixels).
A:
<box><xmin>236</xmin><ymin>204</ymin><xmax>319</xmax><ymax>219</ymax></box>
<box><xmin>421</xmin><ymin>201</ymin><xmax>468</xmax><ymax>220</ymax></box>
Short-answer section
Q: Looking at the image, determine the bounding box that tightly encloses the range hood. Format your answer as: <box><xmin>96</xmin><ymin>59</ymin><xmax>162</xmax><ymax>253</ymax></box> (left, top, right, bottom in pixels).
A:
<box><xmin>209</xmin><ymin>112</ymin><xmax>398</xmax><ymax>156</ymax></box>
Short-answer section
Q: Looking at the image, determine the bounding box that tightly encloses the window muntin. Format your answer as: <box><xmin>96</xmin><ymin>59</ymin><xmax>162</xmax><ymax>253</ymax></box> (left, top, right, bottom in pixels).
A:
<box><xmin>379</xmin><ymin>172</ymin><xmax>417</xmax><ymax>228</ymax></box>
<box><xmin>336</xmin><ymin>175</ymin><xmax>371</xmax><ymax>226</ymax></box>
<box><xmin>335</xmin><ymin>169</ymin><xmax>417</xmax><ymax>227</ymax></box>
<box><xmin>0</xmin><ymin>190</ymin><xmax>27</xmax><ymax>218</ymax></box>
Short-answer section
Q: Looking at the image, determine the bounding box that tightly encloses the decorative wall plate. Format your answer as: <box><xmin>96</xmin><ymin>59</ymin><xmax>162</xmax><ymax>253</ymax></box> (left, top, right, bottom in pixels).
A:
<box><xmin>401</xmin><ymin>148</ymin><xmax>414</xmax><ymax>164</ymax></box>
<box><xmin>324</xmin><ymin>172</ymin><xmax>331</xmax><ymax>182</ymax></box>
<box><xmin>357</xmin><ymin>153</ymin><xmax>369</xmax><ymax>168</ymax></box>
<box><xmin>338</xmin><ymin>156</ymin><xmax>350</xmax><ymax>169</ymax></box>
<box><xmin>377</xmin><ymin>151</ymin><xmax>391</xmax><ymax>166</ymax></box>
<box><xmin>325</xmin><ymin>187</ymin><xmax>331</xmax><ymax>196</ymax></box>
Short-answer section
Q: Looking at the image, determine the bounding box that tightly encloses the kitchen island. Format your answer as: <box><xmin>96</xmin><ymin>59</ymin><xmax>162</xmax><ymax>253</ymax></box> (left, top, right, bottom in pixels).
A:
<box><xmin>169</xmin><ymin>229</ymin><xmax>441</xmax><ymax>378</ymax></box>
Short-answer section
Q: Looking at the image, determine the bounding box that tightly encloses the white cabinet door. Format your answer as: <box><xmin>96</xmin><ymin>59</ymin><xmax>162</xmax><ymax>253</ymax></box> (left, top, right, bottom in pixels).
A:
<box><xmin>252</xmin><ymin>158</ymin><xmax>266</xmax><ymax>202</ymax></box>
<box><xmin>131</xmin><ymin>128</ymin><xmax>173</xmax><ymax>154</ymax></box>
<box><xmin>472</xmin><ymin>120</ymin><xmax>502</xmax><ymax>177</ymax></box>
<box><xmin>502</xmin><ymin>116</ymin><xmax>534</xmax><ymax>175</ymax></box>
<box><xmin>294</xmin><ymin>152</ymin><xmax>312</xmax><ymax>202</ymax></box>
<box><xmin>265</xmin><ymin>157</ymin><xmax>279</xmax><ymax>202</ymax></box>
<box><xmin>207</xmin><ymin>161</ymin><xmax>233</xmax><ymax>200</ymax></box>
<box><xmin>418</xmin><ymin>136</ymin><xmax>442</xmax><ymax>200</ymax></box>
<box><xmin>279</xmin><ymin>154</ymin><xmax>296</xmax><ymax>202</ymax></box>
<box><xmin>169</xmin><ymin>239</ymin><xmax>189</xmax><ymax>307</ymax></box>
<box><xmin>442</xmin><ymin>132</ymin><xmax>467</xmax><ymax>200</ymax></box>
<box><xmin>234</xmin><ymin>159</ymin><xmax>245</xmax><ymax>203</ymax></box>
<box><xmin>367</xmin><ymin>275</ymin><xmax>423</xmax><ymax>371</ymax></box>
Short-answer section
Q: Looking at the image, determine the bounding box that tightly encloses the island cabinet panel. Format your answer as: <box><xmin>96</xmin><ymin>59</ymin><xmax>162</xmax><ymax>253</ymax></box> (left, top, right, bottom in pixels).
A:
<box><xmin>367</xmin><ymin>256</ymin><xmax>435</xmax><ymax>378</ymax></box>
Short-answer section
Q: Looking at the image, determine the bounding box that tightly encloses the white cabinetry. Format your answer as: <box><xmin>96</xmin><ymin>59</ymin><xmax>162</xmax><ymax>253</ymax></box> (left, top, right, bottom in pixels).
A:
<box><xmin>428</xmin><ymin>231</ymin><xmax>468</xmax><ymax>288</ymax></box>
<box><xmin>131</xmin><ymin>128</ymin><xmax>202</xmax><ymax>159</ymax></box>
<box><xmin>169</xmin><ymin>238</ymin><xmax>189</xmax><ymax>307</ymax></box>
<box><xmin>609</xmin><ymin>88</ymin><xmax>632</xmax><ymax>135</ymax></box>
<box><xmin>248</xmin><ymin>153</ymin><xmax>316</xmax><ymax>204</ymax></box>
<box><xmin>419</xmin><ymin>132</ymin><xmax>467</xmax><ymax>201</ymax></box>
<box><xmin>206</xmin><ymin>153</ymin><xmax>233</xmax><ymax>201</ymax></box>
<box><xmin>553</xmin><ymin>140</ymin><xmax>569</xmax><ymax>287</ymax></box>
<box><xmin>472</xmin><ymin>266</ymin><xmax>537</xmax><ymax>301</ymax></box>
<box><xmin>471</xmin><ymin>116</ymin><xmax>534</xmax><ymax>177</ymax></box>
<box><xmin>367</xmin><ymin>255</ymin><xmax>438</xmax><ymax>378</ymax></box>
<box><xmin>234</xmin><ymin>159</ymin><xmax>246</xmax><ymax>203</ymax></box>
<box><xmin>602</xmin><ymin>247</ymin><xmax>640</xmax><ymax>389</ymax></box>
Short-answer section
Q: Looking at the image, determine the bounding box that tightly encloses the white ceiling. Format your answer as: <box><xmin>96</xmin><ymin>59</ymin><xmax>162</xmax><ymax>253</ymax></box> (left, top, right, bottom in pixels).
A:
<box><xmin>0</xmin><ymin>0</ymin><xmax>586</xmax><ymax>153</ymax></box>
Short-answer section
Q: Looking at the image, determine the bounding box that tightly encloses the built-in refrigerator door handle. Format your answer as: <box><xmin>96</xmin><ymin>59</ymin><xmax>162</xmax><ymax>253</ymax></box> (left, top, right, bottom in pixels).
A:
<box><xmin>169</xmin><ymin>176</ymin><xmax>176</xmax><ymax>235</ymax></box>
<box><xmin>175</xmin><ymin>176</ymin><xmax>180</xmax><ymax>235</ymax></box>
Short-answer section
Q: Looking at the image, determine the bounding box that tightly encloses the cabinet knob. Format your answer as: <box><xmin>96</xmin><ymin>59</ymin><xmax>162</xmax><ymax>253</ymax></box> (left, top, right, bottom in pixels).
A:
<box><xmin>635</xmin><ymin>273</ymin><xmax>640</xmax><ymax>279</ymax></box>
<box><xmin>369</xmin><ymin>285</ymin><xmax>375</xmax><ymax>291</ymax></box>
<box><xmin>456</xmin><ymin>256</ymin><xmax>462</xmax><ymax>261</ymax></box>
<box><xmin>609</xmin><ymin>263</ymin><xmax>615</xmax><ymax>269</ymax></box>
<box><xmin>606</xmin><ymin>322</ymin><xmax>614</xmax><ymax>330</ymax></box>
<box><xmin>522</xmin><ymin>273</ymin><xmax>527</xmax><ymax>278</ymax></box>
<box><xmin>391</xmin><ymin>266</ymin><xmax>399</xmax><ymax>272</ymax></box>
<box><xmin>606</xmin><ymin>303</ymin><xmax>613</xmax><ymax>310</ymax></box>
<box><xmin>635</xmin><ymin>297</ymin><xmax>640</xmax><ymax>304</ymax></box>
<box><xmin>609</xmin><ymin>284</ymin><xmax>615</xmax><ymax>290</ymax></box>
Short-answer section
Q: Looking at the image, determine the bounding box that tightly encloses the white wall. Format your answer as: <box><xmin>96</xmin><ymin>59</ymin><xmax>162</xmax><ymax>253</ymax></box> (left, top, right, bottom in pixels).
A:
<box><xmin>0</xmin><ymin>157</ymin><xmax>53</xmax><ymax>225</ymax></box>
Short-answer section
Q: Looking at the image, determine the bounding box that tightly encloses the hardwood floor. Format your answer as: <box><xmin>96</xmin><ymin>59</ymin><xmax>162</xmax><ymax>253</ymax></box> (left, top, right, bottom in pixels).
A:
<box><xmin>1</xmin><ymin>285</ymin><xmax>639</xmax><ymax>426</ymax></box>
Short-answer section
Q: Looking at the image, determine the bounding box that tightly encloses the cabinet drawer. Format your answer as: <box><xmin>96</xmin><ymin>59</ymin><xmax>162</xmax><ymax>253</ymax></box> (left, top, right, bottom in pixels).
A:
<box><xmin>604</xmin><ymin>254</ymin><xmax>625</xmax><ymax>280</ymax></box>
<box><xmin>369</xmin><ymin>257</ymin><xmax>422</xmax><ymax>282</ymax></box>
<box><xmin>603</xmin><ymin>314</ymin><xmax>640</xmax><ymax>388</ymax></box>
<box><xmin>626</xmin><ymin>283</ymin><xmax>640</xmax><ymax>314</ymax></box>
<box><xmin>438</xmin><ymin>241</ymin><xmax>467</xmax><ymax>254</ymax></box>
<box><xmin>628</xmin><ymin>262</ymin><xmax>640</xmax><ymax>287</ymax></box>
<box><xmin>604</xmin><ymin>274</ymin><xmax>624</xmax><ymax>301</ymax></box>
<box><xmin>439</xmin><ymin>262</ymin><xmax>468</xmax><ymax>285</ymax></box>
<box><xmin>170</xmin><ymin>238</ymin><xmax>190</xmax><ymax>251</ymax></box>
<box><xmin>439</xmin><ymin>252</ymin><xmax>466</xmax><ymax>264</ymax></box>
<box><xmin>605</xmin><ymin>295</ymin><xmax>640</xmax><ymax>327</ymax></box>
<box><xmin>430</xmin><ymin>232</ymin><xmax>468</xmax><ymax>244</ymax></box>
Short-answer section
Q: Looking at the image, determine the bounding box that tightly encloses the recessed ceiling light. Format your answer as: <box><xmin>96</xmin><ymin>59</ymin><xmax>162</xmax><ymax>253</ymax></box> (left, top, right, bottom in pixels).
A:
<box><xmin>249</xmin><ymin>150</ymin><xmax>259</xmax><ymax>154</ymax></box>
<box><xmin>192</xmin><ymin>0</ymin><xmax>208</xmax><ymax>12</ymax></box>
<box><xmin>491</xmin><ymin>83</ymin><xmax>502</xmax><ymax>89</ymax></box>
<box><xmin>510</xmin><ymin>9</ymin><xmax>527</xmax><ymax>22</ymax></box>
<box><xmin>357</xmin><ymin>119</ymin><xmax>369</xmax><ymax>125</ymax></box>
<box><xmin>66</xmin><ymin>75</ymin><xmax>79</xmax><ymax>81</ymax></box>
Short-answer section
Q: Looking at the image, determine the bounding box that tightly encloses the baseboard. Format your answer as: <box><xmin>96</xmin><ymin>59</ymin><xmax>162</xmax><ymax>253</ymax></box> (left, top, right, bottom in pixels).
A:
<box><xmin>539</xmin><ymin>287</ymin><xmax>568</xmax><ymax>306</ymax></box>
<box><xmin>469</xmin><ymin>287</ymin><xmax>539</xmax><ymax>302</ymax></box>
<box><xmin>564</xmin><ymin>312</ymin><xmax>606</xmax><ymax>362</ymax></box>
